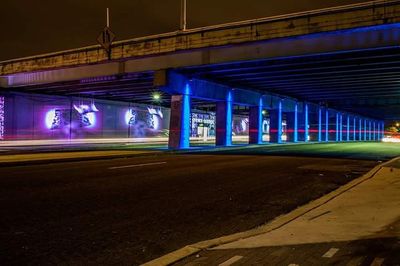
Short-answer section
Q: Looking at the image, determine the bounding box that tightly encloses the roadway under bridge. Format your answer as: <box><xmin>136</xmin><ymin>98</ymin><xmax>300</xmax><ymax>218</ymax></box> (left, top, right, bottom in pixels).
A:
<box><xmin>1</xmin><ymin>0</ymin><xmax>399</xmax><ymax>148</ymax></box>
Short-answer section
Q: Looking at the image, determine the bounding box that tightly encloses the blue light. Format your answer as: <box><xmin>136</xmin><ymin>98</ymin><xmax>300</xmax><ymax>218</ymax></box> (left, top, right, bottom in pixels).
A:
<box><xmin>304</xmin><ymin>103</ymin><xmax>308</xmax><ymax>142</ymax></box>
<box><xmin>257</xmin><ymin>97</ymin><xmax>263</xmax><ymax>144</ymax></box>
<box><xmin>180</xmin><ymin>83</ymin><xmax>191</xmax><ymax>148</ymax></box>
<box><xmin>339</xmin><ymin>114</ymin><xmax>343</xmax><ymax>141</ymax></box>
<box><xmin>318</xmin><ymin>107</ymin><xmax>322</xmax><ymax>142</ymax></box>
<box><xmin>369</xmin><ymin>121</ymin><xmax>372</xmax><ymax>140</ymax></box>
<box><xmin>294</xmin><ymin>103</ymin><xmax>298</xmax><ymax>142</ymax></box>
<box><xmin>277</xmin><ymin>100</ymin><xmax>282</xmax><ymax>143</ymax></box>
<box><xmin>336</xmin><ymin>113</ymin><xmax>339</xmax><ymax>142</ymax></box>
<box><xmin>325</xmin><ymin>109</ymin><xmax>329</xmax><ymax>142</ymax></box>
<box><xmin>226</xmin><ymin>90</ymin><xmax>233</xmax><ymax>146</ymax></box>
<box><xmin>364</xmin><ymin>119</ymin><xmax>367</xmax><ymax>141</ymax></box>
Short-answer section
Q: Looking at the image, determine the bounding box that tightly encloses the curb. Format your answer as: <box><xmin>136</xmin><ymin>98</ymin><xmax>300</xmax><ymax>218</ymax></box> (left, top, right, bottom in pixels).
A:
<box><xmin>141</xmin><ymin>156</ymin><xmax>399</xmax><ymax>266</ymax></box>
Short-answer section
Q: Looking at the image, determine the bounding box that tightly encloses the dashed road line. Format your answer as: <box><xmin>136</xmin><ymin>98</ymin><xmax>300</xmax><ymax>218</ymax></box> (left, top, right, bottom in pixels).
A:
<box><xmin>218</xmin><ymin>255</ymin><xmax>243</xmax><ymax>266</ymax></box>
<box><xmin>108</xmin><ymin>161</ymin><xmax>167</xmax><ymax>170</ymax></box>
<box><xmin>346</xmin><ymin>256</ymin><xmax>365</xmax><ymax>266</ymax></box>
<box><xmin>322</xmin><ymin>248</ymin><xmax>339</xmax><ymax>258</ymax></box>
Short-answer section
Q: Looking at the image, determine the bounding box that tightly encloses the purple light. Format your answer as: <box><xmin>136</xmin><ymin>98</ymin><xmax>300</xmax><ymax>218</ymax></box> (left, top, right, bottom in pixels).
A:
<box><xmin>73</xmin><ymin>103</ymin><xmax>99</xmax><ymax>128</ymax></box>
<box><xmin>0</xmin><ymin>96</ymin><xmax>4</xmax><ymax>139</ymax></box>
<box><xmin>125</xmin><ymin>109</ymin><xmax>136</xmax><ymax>125</ymax></box>
<box><xmin>45</xmin><ymin>109</ymin><xmax>56</xmax><ymax>129</ymax></box>
<box><xmin>147</xmin><ymin>107</ymin><xmax>163</xmax><ymax>130</ymax></box>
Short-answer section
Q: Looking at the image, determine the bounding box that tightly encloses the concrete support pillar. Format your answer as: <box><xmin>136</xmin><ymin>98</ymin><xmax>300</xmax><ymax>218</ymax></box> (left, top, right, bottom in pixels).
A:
<box><xmin>339</xmin><ymin>114</ymin><xmax>343</xmax><ymax>141</ymax></box>
<box><xmin>359</xmin><ymin>118</ymin><xmax>362</xmax><ymax>141</ymax></box>
<box><xmin>368</xmin><ymin>120</ymin><xmax>372</xmax><ymax>141</ymax></box>
<box><xmin>168</xmin><ymin>94</ymin><xmax>191</xmax><ymax>149</ymax></box>
<box><xmin>346</xmin><ymin>115</ymin><xmax>350</xmax><ymax>141</ymax></box>
<box><xmin>325</xmin><ymin>109</ymin><xmax>329</xmax><ymax>142</ymax></box>
<box><xmin>353</xmin><ymin>117</ymin><xmax>356</xmax><ymax>141</ymax></box>
<box><xmin>364</xmin><ymin>119</ymin><xmax>367</xmax><ymax>140</ymax></box>
<box><xmin>216</xmin><ymin>92</ymin><xmax>233</xmax><ymax>146</ymax></box>
<box><xmin>249</xmin><ymin>100</ymin><xmax>263</xmax><ymax>145</ymax></box>
<box><xmin>377</xmin><ymin>122</ymin><xmax>380</xmax><ymax>141</ymax></box>
<box><xmin>286</xmin><ymin>103</ymin><xmax>298</xmax><ymax>143</ymax></box>
<box><xmin>298</xmin><ymin>103</ymin><xmax>309</xmax><ymax>142</ymax></box>
<box><xmin>318</xmin><ymin>107</ymin><xmax>322</xmax><ymax>142</ymax></box>
<box><xmin>335</xmin><ymin>113</ymin><xmax>340</xmax><ymax>142</ymax></box>
<box><xmin>270</xmin><ymin>100</ymin><xmax>282</xmax><ymax>143</ymax></box>
<box><xmin>373</xmin><ymin>121</ymin><xmax>376</xmax><ymax>141</ymax></box>
<box><xmin>305</xmin><ymin>104</ymin><xmax>309</xmax><ymax>142</ymax></box>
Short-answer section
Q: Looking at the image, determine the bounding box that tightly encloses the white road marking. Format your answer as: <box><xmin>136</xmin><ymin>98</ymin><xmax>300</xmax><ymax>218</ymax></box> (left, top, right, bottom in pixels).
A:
<box><xmin>108</xmin><ymin>161</ymin><xmax>167</xmax><ymax>170</ymax></box>
<box><xmin>218</xmin><ymin>255</ymin><xmax>243</xmax><ymax>266</ymax></box>
<box><xmin>370</xmin><ymin>257</ymin><xmax>385</xmax><ymax>266</ymax></box>
<box><xmin>346</xmin><ymin>256</ymin><xmax>365</xmax><ymax>266</ymax></box>
<box><xmin>322</xmin><ymin>248</ymin><xmax>339</xmax><ymax>258</ymax></box>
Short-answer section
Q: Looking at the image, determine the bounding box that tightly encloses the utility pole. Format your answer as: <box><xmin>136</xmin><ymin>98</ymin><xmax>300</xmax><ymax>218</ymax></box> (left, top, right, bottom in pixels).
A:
<box><xmin>97</xmin><ymin>7</ymin><xmax>115</xmax><ymax>60</ymax></box>
<box><xmin>106</xmin><ymin>7</ymin><xmax>110</xmax><ymax>28</ymax></box>
<box><xmin>180</xmin><ymin>0</ymin><xmax>187</xmax><ymax>31</ymax></box>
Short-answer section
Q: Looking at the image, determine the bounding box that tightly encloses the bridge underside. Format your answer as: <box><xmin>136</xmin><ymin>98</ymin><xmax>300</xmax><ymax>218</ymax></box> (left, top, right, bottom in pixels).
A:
<box><xmin>7</xmin><ymin>46</ymin><xmax>400</xmax><ymax>119</ymax></box>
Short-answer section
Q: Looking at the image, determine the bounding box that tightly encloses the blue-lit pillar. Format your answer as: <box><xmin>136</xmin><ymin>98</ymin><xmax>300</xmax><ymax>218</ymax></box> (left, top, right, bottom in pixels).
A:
<box><xmin>286</xmin><ymin>103</ymin><xmax>298</xmax><ymax>143</ymax></box>
<box><xmin>270</xmin><ymin>100</ymin><xmax>282</xmax><ymax>143</ymax></box>
<box><xmin>373</xmin><ymin>121</ymin><xmax>377</xmax><ymax>141</ymax></box>
<box><xmin>368</xmin><ymin>120</ymin><xmax>372</xmax><ymax>141</ymax></box>
<box><xmin>359</xmin><ymin>118</ymin><xmax>362</xmax><ymax>141</ymax></box>
<box><xmin>168</xmin><ymin>92</ymin><xmax>191</xmax><ymax>149</ymax></box>
<box><xmin>346</xmin><ymin>115</ymin><xmax>350</xmax><ymax>141</ymax></box>
<box><xmin>325</xmin><ymin>109</ymin><xmax>329</xmax><ymax>142</ymax></box>
<box><xmin>216</xmin><ymin>91</ymin><xmax>233</xmax><ymax>146</ymax></box>
<box><xmin>381</xmin><ymin>121</ymin><xmax>385</xmax><ymax>140</ymax></box>
<box><xmin>297</xmin><ymin>103</ymin><xmax>309</xmax><ymax>142</ymax></box>
<box><xmin>339</xmin><ymin>113</ymin><xmax>343</xmax><ymax>141</ymax></box>
<box><xmin>305</xmin><ymin>104</ymin><xmax>309</xmax><ymax>142</ymax></box>
<box><xmin>353</xmin><ymin>117</ymin><xmax>356</xmax><ymax>141</ymax></box>
<box><xmin>249</xmin><ymin>98</ymin><xmax>263</xmax><ymax>145</ymax></box>
<box><xmin>364</xmin><ymin>119</ymin><xmax>367</xmax><ymax>141</ymax></box>
<box><xmin>318</xmin><ymin>107</ymin><xmax>322</xmax><ymax>142</ymax></box>
<box><xmin>335</xmin><ymin>112</ymin><xmax>340</xmax><ymax>142</ymax></box>
<box><xmin>376</xmin><ymin>122</ymin><xmax>381</xmax><ymax>141</ymax></box>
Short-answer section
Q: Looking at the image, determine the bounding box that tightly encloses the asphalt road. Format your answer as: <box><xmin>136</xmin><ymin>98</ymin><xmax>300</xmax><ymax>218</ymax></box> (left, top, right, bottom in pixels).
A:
<box><xmin>0</xmin><ymin>153</ymin><xmax>377</xmax><ymax>265</ymax></box>
<box><xmin>174</xmin><ymin>237</ymin><xmax>400</xmax><ymax>266</ymax></box>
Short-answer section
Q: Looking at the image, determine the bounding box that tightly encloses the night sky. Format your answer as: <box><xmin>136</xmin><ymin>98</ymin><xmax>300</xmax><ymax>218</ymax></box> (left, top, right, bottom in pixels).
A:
<box><xmin>1</xmin><ymin>0</ymin><xmax>369</xmax><ymax>61</ymax></box>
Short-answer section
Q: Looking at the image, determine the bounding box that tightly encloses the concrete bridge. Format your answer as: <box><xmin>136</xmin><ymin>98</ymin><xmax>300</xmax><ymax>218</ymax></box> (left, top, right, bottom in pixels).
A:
<box><xmin>1</xmin><ymin>0</ymin><xmax>399</xmax><ymax>148</ymax></box>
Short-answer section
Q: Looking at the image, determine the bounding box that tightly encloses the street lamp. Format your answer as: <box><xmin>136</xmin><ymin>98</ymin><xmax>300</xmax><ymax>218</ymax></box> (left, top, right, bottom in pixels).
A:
<box><xmin>152</xmin><ymin>92</ymin><xmax>161</xmax><ymax>102</ymax></box>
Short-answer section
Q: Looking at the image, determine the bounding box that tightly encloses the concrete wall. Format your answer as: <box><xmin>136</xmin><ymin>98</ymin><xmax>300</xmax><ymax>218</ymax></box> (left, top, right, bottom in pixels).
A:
<box><xmin>1</xmin><ymin>92</ymin><xmax>170</xmax><ymax>140</ymax></box>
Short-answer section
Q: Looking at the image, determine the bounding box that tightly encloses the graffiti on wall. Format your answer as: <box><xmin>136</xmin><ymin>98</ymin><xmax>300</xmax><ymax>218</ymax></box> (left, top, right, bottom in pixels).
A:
<box><xmin>73</xmin><ymin>103</ymin><xmax>99</xmax><ymax>128</ymax></box>
<box><xmin>0</xmin><ymin>97</ymin><xmax>4</xmax><ymax>140</ymax></box>
<box><xmin>125</xmin><ymin>106</ymin><xmax>166</xmax><ymax>137</ymax></box>
<box><xmin>45</xmin><ymin>103</ymin><xmax>99</xmax><ymax>131</ymax></box>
